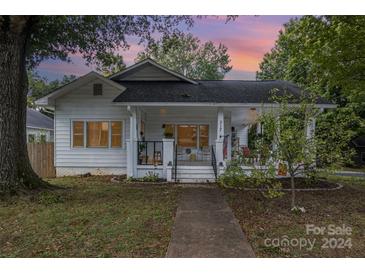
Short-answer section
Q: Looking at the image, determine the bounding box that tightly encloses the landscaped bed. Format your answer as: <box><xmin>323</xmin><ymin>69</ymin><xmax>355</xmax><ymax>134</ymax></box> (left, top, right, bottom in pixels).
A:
<box><xmin>0</xmin><ymin>176</ymin><xmax>180</xmax><ymax>257</ymax></box>
<box><xmin>223</xmin><ymin>176</ymin><xmax>365</xmax><ymax>257</ymax></box>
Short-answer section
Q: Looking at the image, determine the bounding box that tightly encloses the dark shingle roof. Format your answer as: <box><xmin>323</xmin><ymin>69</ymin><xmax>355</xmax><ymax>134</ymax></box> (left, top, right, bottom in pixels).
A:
<box><xmin>113</xmin><ymin>80</ymin><xmax>331</xmax><ymax>104</ymax></box>
<box><xmin>27</xmin><ymin>108</ymin><xmax>54</xmax><ymax>130</ymax></box>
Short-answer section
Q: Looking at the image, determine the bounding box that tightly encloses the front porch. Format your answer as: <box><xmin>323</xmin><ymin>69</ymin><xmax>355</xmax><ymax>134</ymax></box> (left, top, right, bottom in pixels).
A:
<box><xmin>125</xmin><ymin>105</ymin><xmax>266</xmax><ymax>182</ymax></box>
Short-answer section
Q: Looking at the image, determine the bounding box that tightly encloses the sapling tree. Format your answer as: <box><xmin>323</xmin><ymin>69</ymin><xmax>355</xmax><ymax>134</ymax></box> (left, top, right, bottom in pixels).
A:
<box><xmin>256</xmin><ymin>91</ymin><xmax>355</xmax><ymax>210</ymax></box>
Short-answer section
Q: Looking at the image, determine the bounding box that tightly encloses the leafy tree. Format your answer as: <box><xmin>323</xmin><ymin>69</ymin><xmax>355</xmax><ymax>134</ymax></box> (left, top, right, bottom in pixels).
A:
<box><xmin>95</xmin><ymin>52</ymin><xmax>126</xmax><ymax>77</ymax></box>
<box><xmin>27</xmin><ymin>72</ymin><xmax>77</xmax><ymax>109</ymax></box>
<box><xmin>0</xmin><ymin>15</ymin><xmax>199</xmax><ymax>193</ymax></box>
<box><xmin>256</xmin><ymin>92</ymin><xmax>355</xmax><ymax>210</ymax></box>
<box><xmin>256</xmin><ymin>16</ymin><xmax>365</xmax><ymax>136</ymax></box>
<box><xmin>136</xmin><ymin>33</ymin><xmax>232</xmax><ymax>80</ymax></box>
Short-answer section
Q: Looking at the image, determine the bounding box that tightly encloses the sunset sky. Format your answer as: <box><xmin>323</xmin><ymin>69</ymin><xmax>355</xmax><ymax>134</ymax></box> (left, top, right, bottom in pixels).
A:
<box><xmin>36</xmin><ymin>15</ymin><xmax>296</xmax><ymax>81</ymax></box>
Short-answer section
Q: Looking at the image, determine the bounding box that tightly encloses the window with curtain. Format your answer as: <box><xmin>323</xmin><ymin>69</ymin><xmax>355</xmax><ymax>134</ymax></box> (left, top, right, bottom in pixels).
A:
<box><xmin>177</xmin><ymin>125</ymin><xmax>197</xmax><ymax>147</ymax></box>
<box><xmin>87</xmin><ymin>121</ymin><xmax>109</xmax><ymax>148</ymax></box>
<box><xmin>111</xmin><ymin>121</ymin><xmax>122</xmax><ymax>148</ymax></box>
<box><xmin>73</xmin><ymin>121</ymin><xmax>84</xmax><ymax>147</ymax></box>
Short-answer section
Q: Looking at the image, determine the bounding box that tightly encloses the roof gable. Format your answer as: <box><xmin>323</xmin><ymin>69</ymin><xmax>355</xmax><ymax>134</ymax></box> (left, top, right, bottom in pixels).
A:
<box><xmin>35</xmin><ymin>71</ymin><xmax>126</xmax><ymax>106</ymax></box>
<box><xmin>109</xmin><ymin>58</ymin><xmax>197</xmax><ymax>84</ymax></box>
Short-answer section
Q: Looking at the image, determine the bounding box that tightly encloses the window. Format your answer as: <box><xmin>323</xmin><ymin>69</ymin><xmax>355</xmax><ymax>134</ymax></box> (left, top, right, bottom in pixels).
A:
<box><xmin>111</xmin><ymin>121</ymin><xmax>122</xmax><ymax>148</ymax></box>
<box><xmin>93</xmin><ymin>83</ymin><xmax>103</xmax><ymax>96</ymax></box>
<box><xmin>87</xmin><ymin>122</ymin><xmax>109</xmax><ymax>148</ymax></box>
<box><xmin>199</xmin><ymin>125</ymin><xmax>209</xmax><ymax>148</ymax></box>
<box><xmin>72</xmin><ymin>120</ymin><xmax>123</xmax><ymax>148</ymax></box>
<box><xmin>73</xmin><ymin>121</ymin><xmax>84</xmax><ymax>147</ymax></box>
<box><xmin>28</xmin><ymin>134</ymin><xmax>35</xmax><ymax>143</ymax></box>
<box><xmin>40</xmin><ymin>134</ymin><xmax>47</xmax><ymax>143</ymax></box>
<box><xmin>177</xmin><ymin>125</ymin><xmax>197</xmax><ymax>147</ymax></box>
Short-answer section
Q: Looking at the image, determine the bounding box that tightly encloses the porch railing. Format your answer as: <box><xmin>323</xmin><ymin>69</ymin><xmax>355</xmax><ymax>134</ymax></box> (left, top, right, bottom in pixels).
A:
<box><xmin>211</xmin><ymin>145</ymin><xmax>218</xmax><ymax>179</ymax></box>
<box><xmin>137</xmin><ymin>141</ymin><xmax>163</xmax><ymax>165</ymax></box>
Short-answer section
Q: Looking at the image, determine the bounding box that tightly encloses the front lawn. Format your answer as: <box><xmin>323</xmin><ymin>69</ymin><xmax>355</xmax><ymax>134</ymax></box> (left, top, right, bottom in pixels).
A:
<box><xmin>224</xmin><ymin>176</ymin><xmax>365</xmax><ymax>257</ymax></box>
<box><xmin>0</xmin><ymin>176</ymin><xmax>180</xmax><ymax>257</ymax></box>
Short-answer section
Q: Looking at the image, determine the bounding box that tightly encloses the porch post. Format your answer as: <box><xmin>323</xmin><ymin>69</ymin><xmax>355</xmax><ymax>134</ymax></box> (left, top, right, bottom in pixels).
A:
<box><xmin>127</xmin><ymin>106</ymin><xmax>138</xmax><ymax>178</ymax></box>
<box><xmin>215</xmin><ymin>108</ymin><xmax>224</xmax><ymax>167</ymax></box>
<box><xmin>162</xmin><ymin>138</ymin><xmax>174</xmax><ymax>181</ymax></box>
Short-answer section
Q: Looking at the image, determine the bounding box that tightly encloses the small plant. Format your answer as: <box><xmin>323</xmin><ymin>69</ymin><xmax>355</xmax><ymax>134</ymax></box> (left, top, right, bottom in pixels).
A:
<box><xmin>142</xmin><ymin>171</ymin><xmax>160</xmax><ymax>182</ymax></box>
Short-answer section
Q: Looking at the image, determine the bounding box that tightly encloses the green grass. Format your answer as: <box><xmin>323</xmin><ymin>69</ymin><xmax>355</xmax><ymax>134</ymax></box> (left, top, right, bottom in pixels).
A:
<box><xmin>0</xmin><ymin>176</ymin><xmax>180</xmax><ymax>257</ymax></box>
<box><xmin>224</xmin><ymin>176</ymin><xmax>365</xmax><ymax>257</ymax></box>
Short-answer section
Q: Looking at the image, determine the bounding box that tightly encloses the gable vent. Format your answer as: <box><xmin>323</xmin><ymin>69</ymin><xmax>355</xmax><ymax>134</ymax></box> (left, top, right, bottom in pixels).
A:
<box><xmin>93</xmin><ymin>83</ymin><xmax>103</xmax><ymax>96</ymax></box>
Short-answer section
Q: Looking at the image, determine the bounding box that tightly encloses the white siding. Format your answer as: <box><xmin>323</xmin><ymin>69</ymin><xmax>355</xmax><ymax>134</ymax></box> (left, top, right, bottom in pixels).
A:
<box><xmin>142</xmin><ymin>107</ymin><xmax>232</xmax><ymax>145</ymax></box>
<box><xmin>236</xmin><ymin>126</ymin><xmax>248</xmax><ymax>146</ymax></box>
<box><xmin>54</xmin><ymin>79</ymin><xmax>129</xmax><ymax>172</ymax></box>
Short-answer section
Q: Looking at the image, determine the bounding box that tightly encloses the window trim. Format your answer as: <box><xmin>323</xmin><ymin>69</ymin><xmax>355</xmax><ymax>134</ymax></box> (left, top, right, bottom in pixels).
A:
<box><xmin>71</xmin><ymin>119</ymin><xmax>125</xmax><ymax>149</ymax></box>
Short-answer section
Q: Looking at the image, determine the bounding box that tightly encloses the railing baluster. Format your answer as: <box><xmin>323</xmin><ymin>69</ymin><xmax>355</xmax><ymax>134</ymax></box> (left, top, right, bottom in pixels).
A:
<box><xmin>136</xmin><ymin>141</ymin><xmax>163</xmax><ymax>166</ymax></box>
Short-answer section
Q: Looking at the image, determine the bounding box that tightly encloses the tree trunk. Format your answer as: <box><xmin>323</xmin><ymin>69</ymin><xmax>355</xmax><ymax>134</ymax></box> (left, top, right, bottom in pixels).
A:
<box><xmin>290</xmin><ymin>175</ymin><xmax>296</xmax><ymax>209</ymax></box>
<box><xmin>0</xmin><ymin>16</ymin><xmax>48</xmax><ymax>194</ymax></box>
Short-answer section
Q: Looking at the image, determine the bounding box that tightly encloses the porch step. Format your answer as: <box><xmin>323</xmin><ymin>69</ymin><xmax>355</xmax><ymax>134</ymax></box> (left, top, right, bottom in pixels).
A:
<box><xmin>173</xmin><ymin>165</ymin><xmax>217</xmax><ymax>183</ymax></box>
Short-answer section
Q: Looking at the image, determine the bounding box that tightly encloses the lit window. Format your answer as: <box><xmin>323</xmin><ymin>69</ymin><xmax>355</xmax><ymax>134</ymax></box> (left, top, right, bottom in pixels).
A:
<box><xmin>111</xmin><ymin>121</ymin><xmax>122</xmax><ymax>148</ymax></box>
<box><xmin>199</xmin><ymin>125</ymin><xmax>209</xmax><ymax>148</ymax></box>
<box><xmin>87</xmin><ymin>122</ymin><xmax>109</xmax><ymax>148</ymax></box>
<box><xmin>73</xmin><ymin>121</ymin><xmax>84</xmax><ymax>147</ymax></box>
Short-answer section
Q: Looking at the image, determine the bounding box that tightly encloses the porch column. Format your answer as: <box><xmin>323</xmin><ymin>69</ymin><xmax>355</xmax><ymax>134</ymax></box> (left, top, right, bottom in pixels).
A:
<box><xmin>162</xmin><ymin>138</ymin><xmax>174</xmax><ymax>181</ymax></box>
<box><xmin>127</xmin><ymin>106</ymin><xmax>138</xmax><ymax>177</ymax></box>
<box><xmin>215</xmin><ymin>108</ymin><xmax>224</xmax><ymax>166</ymax></box>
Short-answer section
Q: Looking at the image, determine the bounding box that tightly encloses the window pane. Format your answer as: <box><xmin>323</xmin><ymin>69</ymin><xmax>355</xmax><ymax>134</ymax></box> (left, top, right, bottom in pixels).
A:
<box><xmin>111</xmin><ymin>121</ymin><xmax>122</xmax><ymax>148</ymax></box>
<box><xmin>40</xmin><ymin>134</ymin><xmax>47</xmax><ymax>143</ymax></box>
<box><xmin>87</xmin><ymin>122</ymin><xmax>109</xmax><ymax>147</ymax></box>
<box><xmin>199</xmin><ymin>125</ymin><xmax>209</xmax><ymax>148</ymax></box>
<box><xmin>73</xmin><ymin>121</ymin><xmax>84</xmax><ymax>147</ymax></box>
<box><xmin>177</xmin><ymin>125</ymin><xmax>197</xmax><ymax>147</ymax></box>
<box><xmin>28</xmin><ymin>134</ymin><xmax>35</xmax><ymax>143</ymax></box>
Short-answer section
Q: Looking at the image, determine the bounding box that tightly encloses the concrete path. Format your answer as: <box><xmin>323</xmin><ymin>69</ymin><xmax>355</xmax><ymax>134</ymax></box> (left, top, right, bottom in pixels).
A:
<box><xmin>166</xmin><ymin>186</ymin><xmax>255</xmax><ymax>258</ymax></box>
<box><xmin>334</xmin><ymin>171</ymin><xmax>365</xmax><ymax>177</ymax></box>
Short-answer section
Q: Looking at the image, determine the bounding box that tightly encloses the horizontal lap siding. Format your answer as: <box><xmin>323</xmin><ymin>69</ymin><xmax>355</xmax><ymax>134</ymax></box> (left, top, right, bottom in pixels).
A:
<box><xmin>55</xmin><ymin>79</ymin><xmax>129</xmax><ymax>169</ymax></box>
<box><xmin>143</xmin><ymin>107</ymin><xmax>227</xmax><ymax>143</ymax></box>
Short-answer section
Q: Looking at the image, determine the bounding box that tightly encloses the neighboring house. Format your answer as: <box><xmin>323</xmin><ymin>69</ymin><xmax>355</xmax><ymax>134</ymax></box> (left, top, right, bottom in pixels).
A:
<box><xmin>36</xmin><ymin>58</ymin><xmax>334</xmax><ymax>181</ymax></box>
<box><xmin>351</xmin><ymin>136</ymin><xmax>365</xmax><ymax>167</ymax></box>
<box><xmin>26</xmin><ymin>108</ymin><xmax>54</xmax><ymax>143</ymax></box>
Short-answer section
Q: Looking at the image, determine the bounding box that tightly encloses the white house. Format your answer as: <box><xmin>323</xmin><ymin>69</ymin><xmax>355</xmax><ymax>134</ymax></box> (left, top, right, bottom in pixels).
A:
<box><xmin>36</xmin><ymin>59</ymin><xmax>334</xmax><ymax>182</ymax></box>
<box><xmin>26</xmin><ymin>108</ymin><xmax>54</xmax><ymax>143</ymax></box>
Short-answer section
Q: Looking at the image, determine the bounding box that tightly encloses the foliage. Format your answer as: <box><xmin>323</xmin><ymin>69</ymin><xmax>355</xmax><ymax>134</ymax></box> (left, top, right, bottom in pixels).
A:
<box><xmin>27</xmin><ymin>71</ymin><xmax>76</xmax><ymax>108</ymax></box>
<box><xmin>254</xmin><ymin>91</ymin><xmax>356</xmax><ymax>208</ymax></box>
<box><xmin>127</xmin><ymin>172</ymin><xmax>161</xmax><ymax>183</ymax></box>
<box><xmin>218</xmin><ymin>152</ymin><xmax>283</xmax><ymax>198</ymax></box>
<box><xmin>136</xmin><ymin>33</ymin><xmax>232</xmax><ymax>80</ymax></box>
<box><xmin>256</xmin><ymin>16</ymin><xmax>365</xmax><ymax>137</ymax></box>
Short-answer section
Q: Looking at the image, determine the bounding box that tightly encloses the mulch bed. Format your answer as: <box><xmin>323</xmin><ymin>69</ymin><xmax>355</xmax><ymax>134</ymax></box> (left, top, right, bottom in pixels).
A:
<box><xmin>276</xmin><ymin>178</ymin><xmax>339</xmax><ymax>189</ymax></box>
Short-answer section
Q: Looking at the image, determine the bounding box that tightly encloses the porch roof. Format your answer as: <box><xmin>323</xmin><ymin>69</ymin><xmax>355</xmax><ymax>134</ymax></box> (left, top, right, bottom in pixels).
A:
<box><xmin>113</xmin><ymin>80</ymin><xmax>333</xmax><ymax>106</ymax></box>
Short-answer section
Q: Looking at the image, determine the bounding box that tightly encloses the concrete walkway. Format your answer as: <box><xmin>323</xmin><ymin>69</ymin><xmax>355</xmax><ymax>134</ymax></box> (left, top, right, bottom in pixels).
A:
<box><xmin>166</xmin><ymin>186</ymin><xmax>255</xmax><ymax>258</ymax></box>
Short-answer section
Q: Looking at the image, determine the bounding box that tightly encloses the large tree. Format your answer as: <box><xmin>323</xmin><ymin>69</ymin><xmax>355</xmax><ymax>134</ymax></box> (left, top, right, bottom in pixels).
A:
<box><xmin>136</xmin><ymin>33</ymin><xmax>232</xmax><ymax>80</ymax></box>
<box><xmin>256</xmin><ymin>16</ymin><xmax>365</xmax><ymax>135</ymax></box>
<box><xmin>0</xmin><ymin>15</ymin><xmax>200</xmax><ymax>194</ymax></box>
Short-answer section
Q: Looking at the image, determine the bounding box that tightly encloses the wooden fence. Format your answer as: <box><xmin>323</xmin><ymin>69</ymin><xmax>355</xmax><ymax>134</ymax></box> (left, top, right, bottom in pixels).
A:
<box><xmin>27</xmin><ymin>143</ymin><xmax>56</xmax><ymax>178</ymax></box>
